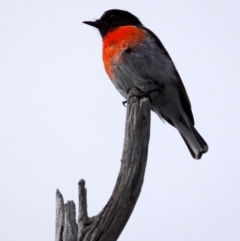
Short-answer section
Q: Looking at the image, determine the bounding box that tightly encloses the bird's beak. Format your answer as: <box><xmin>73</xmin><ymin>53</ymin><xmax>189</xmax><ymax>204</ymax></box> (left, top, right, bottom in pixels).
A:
<box><xmin>82</xmin><ymin>20</ymin><xmax>103</xmax><ymax>29</ymax></box>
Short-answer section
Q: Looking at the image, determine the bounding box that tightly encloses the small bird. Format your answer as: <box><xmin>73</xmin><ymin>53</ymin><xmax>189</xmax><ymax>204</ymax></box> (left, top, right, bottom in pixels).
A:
<box><xmin>83</xmin><ymin>9</ymin><xmax>208</xmax><ymax>159</ymax></box>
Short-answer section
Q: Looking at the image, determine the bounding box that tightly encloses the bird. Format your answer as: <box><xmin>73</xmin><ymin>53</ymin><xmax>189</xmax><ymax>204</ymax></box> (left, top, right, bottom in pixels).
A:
<box><xmin>83</xmin><ymin>9</ymin><xmax>208</xmax><ymax>159</ymax></box>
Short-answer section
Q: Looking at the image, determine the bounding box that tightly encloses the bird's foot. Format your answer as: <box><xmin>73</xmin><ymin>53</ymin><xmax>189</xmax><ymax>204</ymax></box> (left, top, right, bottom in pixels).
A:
<box><xmin>122</xmin><ymin>86</ymin><xmax>164</xmax><ymax>107</ymax></box>
<box><xmin>122</xmin><ymin>88</ymin><xmax>145</xmax><ymax>107</ymax></box>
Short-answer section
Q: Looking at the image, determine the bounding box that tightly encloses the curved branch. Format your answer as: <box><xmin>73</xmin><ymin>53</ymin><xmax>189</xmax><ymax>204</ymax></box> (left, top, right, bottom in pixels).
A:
<box><xmin>55</xmin><ymin>89</ymin><xmax>151</xmax><ymax>241</ymax></box>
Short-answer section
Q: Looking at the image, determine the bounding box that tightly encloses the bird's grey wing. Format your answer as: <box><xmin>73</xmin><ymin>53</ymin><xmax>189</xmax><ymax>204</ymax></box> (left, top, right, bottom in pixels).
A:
<box><xmin>140</xmin><ymin>26</ymin><xmax>195</xmax><ymax>125</ymax></box>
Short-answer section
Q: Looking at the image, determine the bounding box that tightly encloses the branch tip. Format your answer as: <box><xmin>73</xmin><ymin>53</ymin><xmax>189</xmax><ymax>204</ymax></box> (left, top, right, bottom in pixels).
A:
<box><xmin>78</xmin><ymin>179</ymin><xmax>85</xmax><ymax>187</ymax></box>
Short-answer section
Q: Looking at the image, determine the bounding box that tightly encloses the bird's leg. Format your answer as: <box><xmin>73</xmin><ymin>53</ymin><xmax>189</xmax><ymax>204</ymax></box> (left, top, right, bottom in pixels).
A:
<box><xmin>143</xmin><ymin>84</ymin><xmax>164</xmax><ymax>98</ymax></box>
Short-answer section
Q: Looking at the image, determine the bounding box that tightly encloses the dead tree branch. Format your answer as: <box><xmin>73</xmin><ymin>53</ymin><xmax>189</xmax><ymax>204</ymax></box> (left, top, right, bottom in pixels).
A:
<box><xmin>55</xmin><ymin>88</ymin><xmax>151</xmax><ymax>241</ymax></box>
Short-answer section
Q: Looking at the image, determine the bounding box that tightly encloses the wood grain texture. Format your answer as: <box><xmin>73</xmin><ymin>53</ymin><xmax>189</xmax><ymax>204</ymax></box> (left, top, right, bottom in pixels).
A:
<box><xmin>55</xmin><ymin>89</ymin><xmax>151</xmax><ymax>241</ymax></box>
<box><xmin>64</xmin><ymin>201</ymin><xmax>77</xmax><ymax>241</ymax></box>
<box><xmin>55</xmin><ymin>190</ymin><xmax>64</xmax><ymax>241</ymax></box>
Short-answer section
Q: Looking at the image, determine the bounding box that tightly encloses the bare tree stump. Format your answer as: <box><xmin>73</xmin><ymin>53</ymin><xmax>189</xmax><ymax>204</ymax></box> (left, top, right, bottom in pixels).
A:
<box><xmin>55</xmin><ymin>89</ymin><xmax>151</xmax><ymax>241</ymax></box>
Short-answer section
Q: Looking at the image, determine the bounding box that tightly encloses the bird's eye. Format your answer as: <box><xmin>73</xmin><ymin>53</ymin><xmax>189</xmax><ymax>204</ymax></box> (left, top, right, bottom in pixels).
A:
<box><xmin>110</xmin><ymin>14</ymin><xmax>117</xmax><ymax>20</ymax></box>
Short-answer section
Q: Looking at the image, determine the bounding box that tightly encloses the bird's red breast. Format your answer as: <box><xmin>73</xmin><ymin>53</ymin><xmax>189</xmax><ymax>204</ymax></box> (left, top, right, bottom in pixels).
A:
<box><xmin>102</xmin><ymin>26</ymin><xmax>146</xmax><ymax>80</ymax></box>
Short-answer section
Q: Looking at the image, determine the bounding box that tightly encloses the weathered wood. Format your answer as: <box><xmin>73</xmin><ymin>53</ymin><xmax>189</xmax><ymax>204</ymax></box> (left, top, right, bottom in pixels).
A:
<box><xmin>55</xmin><ymin>190</ymin><xmax>65</xmax><ymax>241</ymax></box>
<box><xmin>63</xmin><ymin>201</ymin><xmax>78</xmax><ymax>241</ymax></box>
<box><xmin>55</xmin><ymin>89</ymin><xmax>151</xmax><ymax>241</ymax></box>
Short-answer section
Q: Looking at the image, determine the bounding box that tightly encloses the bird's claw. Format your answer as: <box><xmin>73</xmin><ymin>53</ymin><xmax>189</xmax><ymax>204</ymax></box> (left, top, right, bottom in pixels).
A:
<box><xmin>122</xmin><ymin>86</ymin><xmax>164</xmax><ymax>107</ymax></box>
<box><xmin>122</xmin><ymin>100</ymin><xmax>128</xmax><ymax>107</ymax></box>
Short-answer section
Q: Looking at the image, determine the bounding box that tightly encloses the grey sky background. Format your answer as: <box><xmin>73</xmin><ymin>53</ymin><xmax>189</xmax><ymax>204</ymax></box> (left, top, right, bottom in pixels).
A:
<box><xmin>1</xmin><ymin>0</ymin><xmax>240</xmax><ymax>240</ymax></box>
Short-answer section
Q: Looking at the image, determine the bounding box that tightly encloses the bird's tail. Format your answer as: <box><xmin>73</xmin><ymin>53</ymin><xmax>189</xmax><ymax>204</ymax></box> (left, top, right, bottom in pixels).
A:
<box><xmin>174</xmin><ymin>118</ymin><xmax>208</xmax><ymax>159</ymax></box>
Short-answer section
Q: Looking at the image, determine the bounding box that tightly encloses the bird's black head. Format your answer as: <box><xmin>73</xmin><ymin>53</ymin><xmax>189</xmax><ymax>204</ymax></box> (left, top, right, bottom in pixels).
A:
<box><xmin>83</xmin><ymin>9</ymin><xmax>142</xmax><ymax>38</ymax></box>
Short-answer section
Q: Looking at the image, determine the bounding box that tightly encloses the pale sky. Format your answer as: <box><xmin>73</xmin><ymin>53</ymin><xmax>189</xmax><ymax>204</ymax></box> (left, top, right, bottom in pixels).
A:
<box><xmin>1</xmin><ymin>0</ymin><xmax>240</xmax><ymax>240</ymax></box>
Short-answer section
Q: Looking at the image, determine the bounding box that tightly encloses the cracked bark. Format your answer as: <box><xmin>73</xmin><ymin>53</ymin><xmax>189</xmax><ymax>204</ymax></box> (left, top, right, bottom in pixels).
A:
<box><xmin>55</xmin><ymin>88</ymin><xmax>151</xmax><ymax>241</ymax></box>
